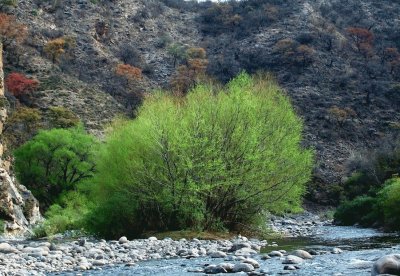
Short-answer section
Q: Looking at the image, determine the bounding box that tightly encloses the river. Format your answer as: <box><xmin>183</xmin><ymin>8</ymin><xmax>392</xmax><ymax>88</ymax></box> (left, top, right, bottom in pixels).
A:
<box><xmin>54</xmin><ymin>225</ymin><xmax>399</xmax><ymax>275</ymax></box>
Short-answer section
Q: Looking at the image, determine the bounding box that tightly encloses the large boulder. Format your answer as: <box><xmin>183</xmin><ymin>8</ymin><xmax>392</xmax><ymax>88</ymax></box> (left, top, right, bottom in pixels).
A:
<box><xmin>371</xmin><ymin>254</ymin><xmax>400</xmax><ymax>276</ymax></box>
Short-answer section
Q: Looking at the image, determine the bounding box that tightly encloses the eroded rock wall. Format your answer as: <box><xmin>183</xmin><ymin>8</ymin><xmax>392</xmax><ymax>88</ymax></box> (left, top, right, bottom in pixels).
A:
<box><xmin>0</xmin><ymin>44</ymin><xmax>41</xmax><ymax>237</ymax></box>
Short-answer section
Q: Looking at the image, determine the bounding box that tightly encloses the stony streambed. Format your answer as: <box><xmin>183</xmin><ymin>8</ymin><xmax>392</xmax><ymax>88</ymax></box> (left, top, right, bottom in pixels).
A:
<box><xmin>0</xmin><ymin>213</ymin><xmax>398</xmax><ymax>275</ymax></box>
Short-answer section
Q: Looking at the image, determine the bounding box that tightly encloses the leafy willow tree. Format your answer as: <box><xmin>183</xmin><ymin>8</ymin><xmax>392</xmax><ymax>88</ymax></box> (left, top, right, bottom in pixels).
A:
<box><xmin>14</xmin><ymin>126</ymin><xmax>98</xmax><ymax>209</ymax></box>
<box><xmin>85</xmin><ymin>72</ymin><xmax>314</xmax><ymax>238</ymax></box>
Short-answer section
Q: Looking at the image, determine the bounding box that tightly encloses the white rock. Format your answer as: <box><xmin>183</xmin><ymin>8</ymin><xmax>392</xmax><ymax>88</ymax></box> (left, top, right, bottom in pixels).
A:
<box><xmin>118</xmin><ymin>236</ymin><xmax>128</xmax><ymax>244</ymax></box>
<box><xmin>93</xmin><ymin>260</ymin><xmax>107</xmax><ymax>266</ymax></box>
<box><xmin>210</xmin><ymin>251</ymin><xmax>227</xmax><ymax>258</ymax></box>
<box><xmin>282</xmin><ymin>255</ymin><xmax>304</xmax><ymax>264</ymax></box>
<box><xmin>0</xmin><ymin>243</ymin><xmax>18</xmax><ymax>254</ymax></box>
<box><xmin>234</xmin><ymin>247</ymin><xmax>257</xmax><ymax>256</ymax></box>
<box><xmin>331</xmin><ymin>248</ymin><xmax>343</xmax><ymax>254</ymax></box>
<box><xmin>292</xmin><ymin>249</ymin><xmax>312</xmax><ymax>259</ymax></box>
<box><xmin>243</xmin><ymin>257</ymin><xmax>260</xmax><ymax>268</ymax></box>
<box><xmin>268</xmin><ymin>250</ymin><xmax>284</xmax><ymax>257</ymax></box>
<box><xmin>218</xmin><ymin>262</ymin><xmax>234</xmax><ymax>272</ymax></box>
<box><xmin>232</xmin><ymin>263</ymin><xmax>254</xmax><ymax>273</ymax></box>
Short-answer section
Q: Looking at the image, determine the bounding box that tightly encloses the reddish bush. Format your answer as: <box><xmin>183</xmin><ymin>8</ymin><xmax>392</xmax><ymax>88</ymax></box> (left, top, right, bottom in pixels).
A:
<box><xmin>115</xmin><ymin>64</ymin><xmax>142</xmax><ymax>82</ymax></box>
<box><xmin>5</xmin><ymin>73</ymin><xmax>39</xmax><ymax>97</ymax></box>
<box><xmin>346</xmin><ymin>27</ymin><xmax>374</xmax><ymax>54</ymax></box>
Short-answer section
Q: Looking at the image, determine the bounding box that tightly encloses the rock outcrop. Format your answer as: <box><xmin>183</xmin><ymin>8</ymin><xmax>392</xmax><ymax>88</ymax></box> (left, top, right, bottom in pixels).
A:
<box><xmin>0</xmin><ymin>44</ymin><xmax>41</xmax><ymax>237</ymax></box>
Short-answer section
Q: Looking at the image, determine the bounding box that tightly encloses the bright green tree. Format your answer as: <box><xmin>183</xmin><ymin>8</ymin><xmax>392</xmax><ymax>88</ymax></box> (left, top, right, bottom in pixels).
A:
<box><xmin>377</xmin><ymin>178</ymin><xmax>400</xmax><ymax>230</ymax></box>
<box><xmin>14</xmin><ymin>126</ymin><xmax>98</xmax><ymax>209</ymax></box>
<box><xmin>86</xmin><ymin>73</ymin><xmax>314</xmax><ymax>238</ymax></box>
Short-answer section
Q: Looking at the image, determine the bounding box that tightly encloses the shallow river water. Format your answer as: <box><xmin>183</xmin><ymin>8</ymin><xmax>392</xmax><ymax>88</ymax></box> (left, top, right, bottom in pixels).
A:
<box><xmin>55</xmin><ymin>226</ymin><xmax>400</xmax><ymax>276</ymax></box>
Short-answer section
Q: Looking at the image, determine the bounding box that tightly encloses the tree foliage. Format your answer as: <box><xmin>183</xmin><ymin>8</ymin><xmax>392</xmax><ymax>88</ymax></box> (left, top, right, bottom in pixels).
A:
<box><xmin>5</xmin><ymin>72</ymin><xmax>39</xmax><ymax>97</ymax></box>
<box><xmin>167</xmin><ymin>43</ymin><xmax>187</xmax><ymax>67</ymax></box>
<box><xmin>44</xmin><ymin>37</ymin><xmax>75</xmax><ymax>63</ymax></box>
<box><xmin>14</xmin><ymin>127</ymin><xmax>98</xmax><ymax>209</ymax></box>
<box><xmin>85</xmin><ymin>73</ymin><xmax>313</xmax><ymax>238</ymax></box>
<box><xmin>47</xmin><ymin>106</ymin><xmax>80</xmax><ymax>129</ymax></box>
<box><xmin>170</xmin><ymin>47</ymin><xmax>209</xmax><ymax>95</ymax></box>
<box><xmin>346</xmin><ymin>27</ymin><xmax>374</xmax><ymax>57</ymax></box>
<box><xmin>3</xmin><ymin>107</ymin><xmax>42</xmax><ymax>150</ymax></box>
<box><xmin>377</xmin><ymin>178</ymin><xmax>400</xmax><ymax>230</ymax></box>
<box><xmin>0</xmin><ymin>13</ymin><xmax>27</xmax><ymax>48</ymax></box>
<box><xmin>115</xmin><ymin>63</ymin><xmax>142</xmax><ymax>82</ymax></box>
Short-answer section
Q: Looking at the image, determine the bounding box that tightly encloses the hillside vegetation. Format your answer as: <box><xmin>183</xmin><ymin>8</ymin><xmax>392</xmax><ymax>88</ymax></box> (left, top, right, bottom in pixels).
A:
<box><xmin>0</xmin><ymin>0</ymin><xmax>399</xmax><ymax>215</ymax></box>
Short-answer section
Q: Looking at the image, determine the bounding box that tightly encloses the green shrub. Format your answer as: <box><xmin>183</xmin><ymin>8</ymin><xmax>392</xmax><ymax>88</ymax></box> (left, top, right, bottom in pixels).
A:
<box><xmin>377</xmin><ymin>178</ymin><xmax>400</xmax><ymax>230</ymax></box>
<box><xmin>0</xmin><ymin>0</ymin><xmax>18</xmax><ymax>8</ymax></box>
<box><xmin>85</xmin><ymin>72</ymin><xmax>313</xmax><ymax>239</ymax></box>
<box><xmin>0</xmin><ymin>220</ymin><xmax>4</xmax><ymax>234</ymax></box>
<box><xmin>334</xmin><ymin>196</ymin><xmax>381</xmax><ymax>227</ymax></box>
<box><xmin>47</xmin><ymin>106</ymin><xmax>80</xmax><ymax>128</ymax></box>
<box><xmin>343</xmin><ymin>172</ymin><xmax>379</xmax><ymax>200</ymax></box>
<box><xmin>14</xmin><ymin>126</ymin><xmax>98</xmax><ymax>209</ymax></box>
<box><xmin>4</xmin><ymin>107</ymin><xmax>43</xmax><ymax>150</ymax></box>
<box><xmin>41</xmin><ymin>191</ymin><xmax>91</xmax><ymax>236</ymax></box>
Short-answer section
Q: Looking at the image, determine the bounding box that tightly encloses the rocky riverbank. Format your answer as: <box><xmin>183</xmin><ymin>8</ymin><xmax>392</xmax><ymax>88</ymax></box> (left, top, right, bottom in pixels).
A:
<box><xmin>268</xmin><ymin>211</ymin><xmax>332</xmax><ymax>237</ymax></box>
<box><xmin>0</xmin><ymin>234</ymin><xmax>346</xmax><ymax>275</ymax></box>
<box><xmin>0</xmin><ymin>212</ymin><xmax>398</xmax><ymax>275</ymax></box>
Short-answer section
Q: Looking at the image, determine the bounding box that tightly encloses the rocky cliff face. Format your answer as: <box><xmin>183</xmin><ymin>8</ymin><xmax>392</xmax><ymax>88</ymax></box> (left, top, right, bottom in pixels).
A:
<box><xmin>0</xmin><ymin>45</ymin><xmax>41</xmax><ymax>237</ymax></box>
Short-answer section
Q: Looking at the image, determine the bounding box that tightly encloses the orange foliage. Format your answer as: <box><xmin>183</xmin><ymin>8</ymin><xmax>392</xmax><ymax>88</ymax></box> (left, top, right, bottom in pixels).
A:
<box><xmin>346</xmin><ymin>27</ymin><xmax>374</xmax><ymax>55</ymax></box>
<box><xmin>296</xmin><ymin>45</ymin><xmax>314</xmax><ymax>66</ymax></box>
<box><xmin>44</xmin><ymin>37</ymin><xmax>75</xmax><ymax>63</ymax></box>
<box><xmin>328</xmin><ymin>106</ymin><xmax>357</xmax><ymax>126</ymax></box>
<box><xmin>274</xmin><ymin>39</ymin><xmax>314</xmax><ymax>66</ymax></box>
<box><xmin>6</xmin><ymin>73</ymin><xmax>39</xmax><ymax>97</ymax></box>
<box><xmin>171</xmin><ymin>48</ymin><xmax>209</xmax><ymax>95</ymax></box>
<box><xmin>187</xmin><ymin>47</ymin><xmax>207</xmax><ymax>59</ymax></box>
<box><xmin>115</xmin><ymin>64</ymin><xmax>142</xmax><ymax>82</ymax></box>
<box><xmin>0</xmin><ymin>13</ymin><xmax>27</xmax><ymax>47</ymax></box>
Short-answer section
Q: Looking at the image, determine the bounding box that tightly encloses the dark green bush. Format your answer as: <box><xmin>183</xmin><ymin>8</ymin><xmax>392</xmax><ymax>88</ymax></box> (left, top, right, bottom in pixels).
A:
<box><xmin>85</xmin><ymin>73</ymin><xmax>314</xmax><ymax>239</ymax></box>
<box><xmin>334</xmin><ymin>196</ymin><xmax>381</xmax><ymax>227</ymax></box>
<box><xmin>343</xmin><ymin>135</ymin><xmax>400</xmax><ymax>200</ymax></box>
<box><xmin>14</xmin><ymin>126</ymin><xmax>98</xmax><ymax>209</ymax></box>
